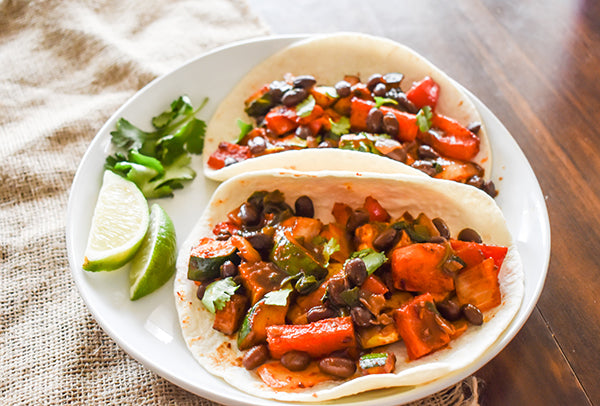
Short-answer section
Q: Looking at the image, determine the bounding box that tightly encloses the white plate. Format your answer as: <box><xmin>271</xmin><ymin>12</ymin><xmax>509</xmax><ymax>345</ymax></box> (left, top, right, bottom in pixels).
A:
<box><xmin>66</xmin><ymin>35</ymin><xmax>550</xmax><ymax>405</ymax></box>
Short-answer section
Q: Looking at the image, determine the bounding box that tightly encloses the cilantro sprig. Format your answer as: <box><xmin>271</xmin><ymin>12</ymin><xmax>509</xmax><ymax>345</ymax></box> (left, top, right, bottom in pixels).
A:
<box><xmin>105</xmin><ymin>95</ymin><xmax>208</xmax><ymax>199</ymax></box>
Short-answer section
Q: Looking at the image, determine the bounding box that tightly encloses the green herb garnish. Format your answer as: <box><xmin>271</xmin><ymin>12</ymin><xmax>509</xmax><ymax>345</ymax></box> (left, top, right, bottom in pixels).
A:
<box><xmin>201</xmin><ymin>277</ymin><xmax>239</xmax><ymax>313</ymax></box>
<box><xmin>105</xmin><ymin>95</ymin><xmax>208</xmax><ymax>198</ymax></box>
<box><xmin>374</xmin><ymin>97</ymin><xmax>398</xmax><ymax>109</ymax></box>
<box><xmin>296</xmin><ymin>94</ymin><xmax>316</xmax><ymax>118</ymax></box>
<box><xmin>329</xmin><ymin>116</ymin><xmax>351</xmax><ymax>136</ymax></box>
<box><xmin>416</xmin><ymin>105</ymin><xmax>433</xmax><ymax>132</ymax></box>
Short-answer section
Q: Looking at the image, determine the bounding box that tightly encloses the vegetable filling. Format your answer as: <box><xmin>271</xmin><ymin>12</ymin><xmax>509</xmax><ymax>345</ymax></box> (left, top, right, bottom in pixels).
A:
<box><xmin>207</xmin><ymin>73</ymin><xmax>496</xmax><ymax>196</ymax></box>
<box><xmin>188</xmin><ymin>191</ymin><xmax>507</xmax><ymax>390</ymax></box>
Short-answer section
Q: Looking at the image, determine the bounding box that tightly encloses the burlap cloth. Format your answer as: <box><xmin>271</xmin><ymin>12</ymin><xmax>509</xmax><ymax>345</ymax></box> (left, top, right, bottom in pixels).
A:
<box><xmin>0</xmin><ymin>1</ymin><xmax>481</xmax><ymax>404</ymax></box>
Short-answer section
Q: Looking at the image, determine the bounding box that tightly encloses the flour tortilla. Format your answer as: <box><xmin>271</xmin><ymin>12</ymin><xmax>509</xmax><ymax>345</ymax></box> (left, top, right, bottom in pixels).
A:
<box><xmin>174</xmin><ymin>170</ymin><xmax>523</xmax><ymax>402</ymax></box>
<box><xmin>203</xmin><ymin>33</ymin><xmax>491</xmax><ymax>182</ymax></box>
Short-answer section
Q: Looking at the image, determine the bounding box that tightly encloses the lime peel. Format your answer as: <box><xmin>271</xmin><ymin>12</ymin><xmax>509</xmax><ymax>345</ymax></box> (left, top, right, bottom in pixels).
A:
<box><xmin>129</xmin><ymin>203</ymin><xmax>177</xmax><ymax>300</ymax></box>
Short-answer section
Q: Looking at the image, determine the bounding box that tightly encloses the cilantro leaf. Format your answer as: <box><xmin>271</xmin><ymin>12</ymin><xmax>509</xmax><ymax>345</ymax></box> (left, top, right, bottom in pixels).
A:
<box><xmin>374</xmin><ymin>97</ymin><xmax>398</xmax><ymax>109</ymax></box>
<box><xmin>416</xmin><ymin>106</ymin><xmax>433</xmax><ymax>132</ymax></box>
<box><xmin>263</xmin><ymin>288</ymin><xmax>292</xmax><ymax>306</ymax></box>
<box><xmin>201</xmin><ymin>277</ymin><xmax>239</xmax><ymax>314</ymax></box>
<box><xmin>296</xmin><ymin>94</ymin><xmax>316</xmax><ymax>118</ymax></box>
<box><xmin>107</xmin><ymin>95</ymin><xmax>208</xmax><ymax>198</ymax></box>
<box><xmin>329</xmin><ymin>116</ymin><xmax>351</xmax><ymax>136</ymax></box>
<box><xmin>322</xmin><ymin>237</ymin><xmax>340</xmax><ymax>266</ymax></box>
<box><xmin>151</xmin><ymin>95</ymin><xmax>194</xmax><ymax>129</ymax></box>
<box><xmin>350</xmin><ymin>248</ymin><xmax>387</xmax><ymax>275</ymax></box>
<box><xmin>236</xmin><ymin>119</ymin><xmax>253</xmax><ymax>143</ymax></box>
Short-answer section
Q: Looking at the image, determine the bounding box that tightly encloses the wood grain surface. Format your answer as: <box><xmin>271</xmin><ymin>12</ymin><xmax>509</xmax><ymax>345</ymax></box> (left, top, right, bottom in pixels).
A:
<box><xmin>247</xmin><ymin>0</ymin><xmax>600</xmax><ymax>404</ymax></box>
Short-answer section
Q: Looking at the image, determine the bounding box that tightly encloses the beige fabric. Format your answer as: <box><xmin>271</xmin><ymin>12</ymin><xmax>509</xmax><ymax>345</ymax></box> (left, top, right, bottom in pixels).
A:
<box><xmin>0</xmin><ymin>1</ymin><xmax>480</xmax><ymax>404</ymax></box>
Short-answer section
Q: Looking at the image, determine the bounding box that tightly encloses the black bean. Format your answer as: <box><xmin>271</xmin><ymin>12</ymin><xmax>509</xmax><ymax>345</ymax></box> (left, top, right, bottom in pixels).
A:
<box><xmin>382</xmin><ymin>72</ymin><xmax>404</xmax><ymax>87</ymax></box>
<box><xmin>482</xmin><ymin>180</ymin><xmax>498</xmax><ymax>197</ymax></box>
<box><xmin>411</xmin><ymin>160</ymin><xmax>438</xmax><ymax>177</ymax></box>
<box><xmin>432</xmin><ymin>217</ymin><xmax>451</xmax><ymax>239</ymax></box>
<box><xmin>334</xmin><ymin>80</ymin><xmax>352</xmax><ymax>97</ymax></box>
<box><xmin>372</xmin><ymin>82</ymin><xmax>388</xmax><ymax>97</ymax></box>
<box><xmin>429</xmin><ymin>236</ymin><xmax>447</xmax><ymax>244</ymax></box>
<box><xmin>467</xmin><ymin>175</ymin><xmax>484</xmax><ymax>189</ymax></box>
<box><xmin>366</xmin><ymin>108</ymin><xmax>384</xmax><ymax>133</ymax></box>
<box><xmin>281</xmin><ymin>87</ymin><xmax>308</xmax><ymax>106</ymax></box>
<box><xmin>223</xmin><ymin>157</ymin><xmax>237</xmax><ymax>167</ymax></box>
<box><xmin>418</xmin><ymin>144</ymin><xmax>440</xmax><ymax>159</ymax></box>
<box><xmin>295</xmin><ymin>195</ymin><xmax>314</xmax><ymax>218</ymax></box>
<box><xmin>382</xmin><ymin>113</ymin><xmax>399</xmax><ymax>136</ymax></box>
<box><xmin>247</xmin><ymin>136</ymin><xmax>266</xmax><ymax>154</ymax></box>
<box><xmin>293</xmin><ymin>75</ymin><xmax>316</xmax><ymax>89</ymax></box>
<box><xmin>319</xmin><ymin>357</ymin><xmax>356</xmax><ymax>378</ymax></box>
<box><xmin>457</xmin><ymin>228</ymin><xmax>482</xmax><ymax>243</ymax></box>
<box><xmin>346</xmin><ymin>209</ymin><xmax>370</xmax><ymax>233</ymax></box>
<box><xmin>220</xmin><ymin>260</ymin><xmax>238</xmax><ymax>278</ymax></box>
<box><xmin>318</xmin><ymin>139</ymin><xmax>336</xmax><ymax>148</ymax></box>
<box><xmin>239</xmin><ymin>202</ymin><xmax>260</xmax><ymax>226</ymax></box>
<box><xmin>281</xmin><ymin>350</ymin><xmax>311</xmax><ymax>371</ymax></box>
<box><xmin>350</xmin><ymin>306</ymin><xmax>372</xmax><ymax>327</ymax></box>
<box><xmin>385</xmin><ymin>147</ymin><xmax>407</xmax><ymax>163</ymax></box>
<box><xmin>196</xmin><ymin>282</ymin><xmax>207</xmax><ymax>300</ymax></box>
<box><xmin>246</xmin><ymin>233</ymin><xmax>272</xmax><ymax>251</ymax></box>
<box><xmin>436</xmin><ymin>299</ymin><xmax>462</xmax><ymax>321</ymax></box>
<box><xmin>467</xmin><ymin>121</ymin><xmax>481</xmax><ymax>134</ymax></box>
<box><xmin>242</xmin><ymin>344</ymin><xmax>269</xmax><ymax>370</ymax></box>
<box><xmin>345</xmin><ymin>258</ymin><xmax>368</xmax><ymax>287</ymax></box>
<box><xmin>393</xmin><ymin>92</ymin><xmax>418</xmax><ymax>114</ymax></box>
<box><xmin>307</xmin><ymin>305</ymin><xmax>336</xmax><ymax>323</ymax></box>
<box><xmin>373</xmin><ymin>228</ymin><xmax>398</xmax><ymax>251</ymax></box>
<box><xmin>462</xmin><ymin>303</ymin><xmax>484</xmax><ymax>325</ymax></box>
<box><xmin>268</xmin><ymin>80</ymin><xmax>291</xmax><ymax>103</ymax></box>
<box><xmin>295</xmin><ymin>125</ymin><xmax>313</xmax><ymax>140</ymax></box>
<box><xmin>366</xmin><ymin>74</ymin><xmax>383</xmax><ymax>91</ymax></box>
<box><xmin>327</xmin><ymin>278</ymin><xmax>349</xmax><ymax>307</ymax></box>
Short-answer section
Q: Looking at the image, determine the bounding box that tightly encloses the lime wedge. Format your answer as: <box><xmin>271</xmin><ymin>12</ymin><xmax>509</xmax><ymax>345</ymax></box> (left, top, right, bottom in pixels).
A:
<box><xmin>83</xmin><ymin>171</ymin><xmax>149</xmax><ymax>272</ymax></box>
<box><xmin>129</xmin><ymin>203</ymin><xmax>177</xmax><ymax>300</ymax></box>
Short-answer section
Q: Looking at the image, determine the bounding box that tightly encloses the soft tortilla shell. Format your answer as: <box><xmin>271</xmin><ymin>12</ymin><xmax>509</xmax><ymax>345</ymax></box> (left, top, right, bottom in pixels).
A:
<box><xmin>203</xmin><ymin>33</ymin><xmax>491</xmax><ymax>181</ymax></box>
<box><xmin>174</xmin><ymin>170</ymin><xmax>523</xmax><ymax>402</ymax></box>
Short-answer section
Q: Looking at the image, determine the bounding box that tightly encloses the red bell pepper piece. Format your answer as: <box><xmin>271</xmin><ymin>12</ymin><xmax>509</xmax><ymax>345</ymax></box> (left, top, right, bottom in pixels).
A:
<box><xmin>382</xmin><ymin>108</ymin><xmax>419</xmax><ymax>142</ymax></box>
<box><xmin>421</xmin><ymin>114</ymin><xmax>480</xmax><ymax>161</ymax></box>
<box><xmin>206</xmin><ymin>142</ymin><xmax>251</xmax><ymax>170</ymax></box>
<box><xmin>264</xmin><ymin>106</ymin><xmax>299</xmax><ymax>136</ymax></box>
<box><xmin>363</xmin><ymin>196</ymin><xmax>390</xmax><ymax>222</ymax></box>
<box><xmin>450</xmin><ymin>240</ymin><xmax>508</xmax><ymax>270</ymax></box>
<box><xmin>455</xmin><ymin>257</ymin><xmax>501</xmax><ymax>312</ymax></box>
<box><xmin>394</xmin><ymin>293</ymin><xmax>455</xmax><ymax>360</ymax></box>
<box><xmin>360</xmin><ymin>274</ymin><xmax>389</xmax><ymax>296</ymax></box>
<box><xmin>349</xmin><ymin>97</ymin><xmax>373</xmax><ymax>131</ymax></box>
<box><xmin>406</xmin><ymin>76</ymin><xmax>440</xmax><ymax>110</ymax></box>
<box><xmin>266</xmin><ymin>316</ymin><xmax>357</xmax><ymax>359</ymax></box>
<box><xmin>390</xmin><ymin>243</ymin><xmax>454</xmax><ymax>296</ymax></box>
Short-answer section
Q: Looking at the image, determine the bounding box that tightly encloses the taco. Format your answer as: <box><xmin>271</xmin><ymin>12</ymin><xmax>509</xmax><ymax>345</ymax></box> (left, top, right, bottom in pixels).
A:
<box><xmin>174</xmin><ymin>170</ymin><xmax>523</xmax><ymax>402</ymax></box>
<box><xmin>203</xmin><ymin>33</ymin><xmax>496</xmax><ymax>195</ymax></box>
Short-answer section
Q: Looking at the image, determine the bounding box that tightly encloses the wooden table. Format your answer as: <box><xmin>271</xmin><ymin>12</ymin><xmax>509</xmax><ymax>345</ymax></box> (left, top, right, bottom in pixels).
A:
<box><xmin>247</xmin><ymin>0</ymin><xmax>599</xmax><ymax>404</ymax></box>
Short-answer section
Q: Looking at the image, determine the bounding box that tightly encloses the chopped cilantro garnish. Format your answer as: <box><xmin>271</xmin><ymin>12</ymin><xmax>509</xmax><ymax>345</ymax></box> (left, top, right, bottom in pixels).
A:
<box><xmin>263</xmin><ymin>288</ymin><xmax>293</xmax><ymax>306</ymax></box>
<box><xmin>329</xmin><ymin>116</ymin><xmax>351</xmax><ymax>136</ymax></box>
<box><xmin>416</xmin><ymin>105</ymin><xmax>433</xmax><ymax>132</ymax></box>
<box><xmin>201</xmin><ymin>277</ymin><xmax>239</xmax><ymax>313</ymax></box>
<box><xmin>105</xmin><ymin>95</ymin><xmax>208</xmax><ymax>198</ymax></box>
<box><xmin>374</xmin><ymin>97</ymin><xmax>398</xmax><ymax>109</ymax></box>
<box><xmin>350</xmin><ymin>248</ymin><xmax>387</xmax><ymax>275</ymax></box>
<box><xmin>236</xmin><ymin>119</ymin><xmax>253</xmax><ymax>143</ymax></box>
<box><xmin>295</xmin><ymin>94</ymin><xmax>316</xmax><ymax>118</ymax></box>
